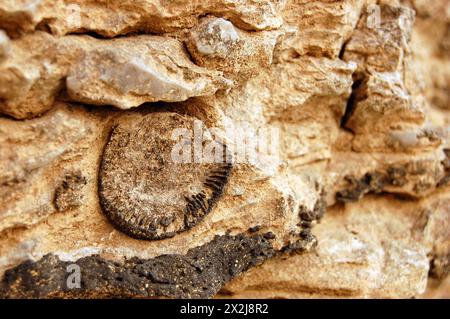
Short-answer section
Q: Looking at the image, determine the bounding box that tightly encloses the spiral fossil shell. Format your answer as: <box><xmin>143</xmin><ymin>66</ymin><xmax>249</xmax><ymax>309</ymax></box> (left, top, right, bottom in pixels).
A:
<box><xmin>98</xmin><ymin>112</ymin><xmax>231</xmax><ymax>240</ymax></box>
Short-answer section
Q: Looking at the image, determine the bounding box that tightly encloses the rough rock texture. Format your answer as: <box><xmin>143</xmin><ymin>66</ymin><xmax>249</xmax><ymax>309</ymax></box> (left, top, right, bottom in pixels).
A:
<box><xmin>0</xmin><ymin>0</ymin><xmax>284</xmax><ymax>37</ymax></box>
<box><xmin>0</xmin><ymin>32</ymin><xmax>230</xmax><ymax>118</ymax></box>
<box><xmin>0</xmin><ymin>233</ymin><xmax>279</xmax><ymax>298</ymax></box>
<box><xmin>221</xmin><ymin>193</ymin><xmax>450</xmax><ymax>298</ymax></box>
<box><xmin>0</xmin><ymin>0</ymin><xmax>449</xmax><ymax>299</ymax></box>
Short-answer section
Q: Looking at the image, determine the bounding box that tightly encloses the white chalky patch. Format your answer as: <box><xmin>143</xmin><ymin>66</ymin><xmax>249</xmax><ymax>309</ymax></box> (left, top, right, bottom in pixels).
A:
<box><xmin>194</xmin><ymin>18</ymin><xmax>240</xmax><ymax>57</ymax></box>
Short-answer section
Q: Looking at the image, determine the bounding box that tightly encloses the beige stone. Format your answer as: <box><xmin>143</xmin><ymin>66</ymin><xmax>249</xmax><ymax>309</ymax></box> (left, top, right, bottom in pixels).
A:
<box><xmin>0</xmin><ymin>0</ymin><xmax>285</xmax><ymax>37</ymax></box>
<box><xmin>280</xmin><ymin>0</ymin><xmax>376</xmax><ymax>58</ymax></box>
<box><xmin>0</xmin><ymin>0</ymin><xmax>449</xmax><ymax>299</ymax></box>
<box><xmin>0</xmin><ymin>32</ymin><xmax>230</xmax><ymax>119</ymax></box>
<box><xmin>66</xmin><ymin>36</ymin><xmax>230</xmax><ymax>108</ymax></box>
<box><xmin>222</xmin><ymin>194</ymin><xmax>449</xmax><ymax>298</ymax></box>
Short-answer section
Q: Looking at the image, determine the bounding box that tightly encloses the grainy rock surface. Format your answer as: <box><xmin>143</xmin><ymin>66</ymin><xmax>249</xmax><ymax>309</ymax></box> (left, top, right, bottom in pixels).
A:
<box><xmin>0</xmin><ymin>0</ymin><xmax>449</xmax><ymax>299</ymax></box>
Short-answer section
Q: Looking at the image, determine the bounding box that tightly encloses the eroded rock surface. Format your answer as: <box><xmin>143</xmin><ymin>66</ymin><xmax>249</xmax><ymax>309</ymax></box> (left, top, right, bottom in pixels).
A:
<box><xmin>0</xmin><ymin>0</ymin><xmax>449</xmax><ymax>299</ymax></box>
<box><xmin>0</xmin><ymin>32</ymin><xmax>230</xmax><ymax>119</ymax></box>
<box><xmin>0</xmin><ymin>233</ymin><xmax>278</xmax><ymax>298</ymax></box>
<box><xmin>222</xmin><ymin>193</ymin><xmax>450</xmax><ymax>298</ymax></box>
<box><xmin>0</xmin><ymin>0</ymin><xmax>285</xmax><ymax>37</ymax></box>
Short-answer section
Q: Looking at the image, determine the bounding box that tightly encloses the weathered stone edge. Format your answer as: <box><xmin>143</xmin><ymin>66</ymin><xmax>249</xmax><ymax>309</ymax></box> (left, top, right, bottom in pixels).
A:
<box><xmin>0</xmin><ymin>232</ymin><xmax>315</xmax><ymax>299</ymax></box>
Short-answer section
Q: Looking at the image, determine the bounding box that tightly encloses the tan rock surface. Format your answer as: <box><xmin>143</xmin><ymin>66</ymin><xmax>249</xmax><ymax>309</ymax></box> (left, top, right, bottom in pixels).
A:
<box><xmin>222</xmin><ymin>193</ymin><xmax>450</xmax><ymax>298</ymax></box>
<box><xmin>0</xmin><ymin>0</ymin><xmax>285</xmax><ymax>37</ymax></box>
<box><xmin>0</xmin><ymin>0</ymin><xmax>449</xmax><ymax>298</ymax></box>
<box><xmin>0</xmin><ymin>32</ymin><xmax>230</xmax><ymax>119</ymax></box>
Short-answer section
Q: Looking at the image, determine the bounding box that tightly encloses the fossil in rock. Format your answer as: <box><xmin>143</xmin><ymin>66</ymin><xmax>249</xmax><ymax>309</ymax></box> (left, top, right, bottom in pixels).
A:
<box><xmin>99</xmin><ymin>112</ymin><xmax>232</xmax><ymax>240</ymax></box>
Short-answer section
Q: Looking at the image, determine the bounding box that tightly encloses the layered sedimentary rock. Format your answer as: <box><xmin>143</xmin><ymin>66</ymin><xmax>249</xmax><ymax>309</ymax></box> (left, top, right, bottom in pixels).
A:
<box><xmin>0</xmin><ymin>0</ymin><xmax>449</xmax><ymax>299</ymax></box>
<box><xmin>0</xmin><ymin>32</ymin><xmax>230</xmax><ymax>118</ymax></box>
<box><xmin>221</xmin><ymin>0</ymin><xmax>450</xmax><ymax>298</ymax></box>
<box><xmin>222</xmin><ymin>193</ymin><xmax>450</xmax><ymax>298</ymax></box>
<box><xmin>0</xmin><ymin>0</ymin><xmax>285</xmax><ymax>37</ymax></box>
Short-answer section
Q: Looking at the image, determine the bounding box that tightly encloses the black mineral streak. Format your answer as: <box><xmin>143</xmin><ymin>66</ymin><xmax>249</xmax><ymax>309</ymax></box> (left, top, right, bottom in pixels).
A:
<box><xmin>335</xmin><ymin>162</ymin><xmax>443</xmax><ymax>203</ymax></box>
<box><xmin>184</xmin><ymin>161</ymin><xmax>232</xmax><ymax>229</ymax></box>
<box><xmin>340</xmin><ymin>77</ymin><xmax>367</xmax><ymax>129</ymax></box>
<box><xmin>0</xmin><ymin>233</ymin><xmax>279</xmax><ymax>299</ymax></box>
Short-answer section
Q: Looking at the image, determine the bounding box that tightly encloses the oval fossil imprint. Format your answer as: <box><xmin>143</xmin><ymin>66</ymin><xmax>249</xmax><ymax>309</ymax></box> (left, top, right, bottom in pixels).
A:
<box><xmin>99</xmin><ymin>112</ymin><xmax>232</xmax><ymax>240</ymax></box>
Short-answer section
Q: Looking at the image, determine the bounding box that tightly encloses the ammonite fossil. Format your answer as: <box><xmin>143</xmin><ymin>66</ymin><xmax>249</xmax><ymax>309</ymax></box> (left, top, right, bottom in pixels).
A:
<box><xmin>99</xmin><ymin>112</ymin><xmax>231</xmax><ymax>240</ymax></box>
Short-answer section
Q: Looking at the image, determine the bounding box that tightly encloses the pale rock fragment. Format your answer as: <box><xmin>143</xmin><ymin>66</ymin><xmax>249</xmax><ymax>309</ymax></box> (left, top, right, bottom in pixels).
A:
<box><xmin>345</xmin><ymin>71</ymin><xmax>425</xmax><ymax>135</ymax></box>
<box><xmin>222</xmin><ymin>195</ymin><xmax>447</xmax><ymax>298</ymax></box>
<box><xmin>186</xmin><ymin>16</ymin><xmax>281</xmax><ymax>79</ymax></box>
<box><xmin>279</xmin><ymin>0</ymin><xmax>376</xmax><ymax>58</ymax></box>
<box><xmin>66</xmin><ymin>36</ymin><xmax>231</xmax><ymax>109</ymax></box>
<box><xmin>341</xmin><ymin>3</ymin><xmax>441</xmax><ymax>153</ymax></box>
<box><xmin>0</xmin><ymin>31</ymin><xmax>62</xmax><ymax>118</ymax></box>
<box><xmin>192</xmin><ymin>18</ymin><xmax>239</xmax><ymax>57</ymax></box>
<box><xmin>344</xmin><ymin>4</ymin><xmax>415</xmax><ymax>75</ymax></box>
<box><xmin>387</xmin><ymin>129</ymin><xmax>441</xmax><ymax>152</ymax></box>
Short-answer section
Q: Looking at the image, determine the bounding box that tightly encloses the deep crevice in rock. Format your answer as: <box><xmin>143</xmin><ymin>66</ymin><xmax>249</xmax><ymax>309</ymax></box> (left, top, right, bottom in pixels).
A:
<box><xmin>340</xmin><ymin>77</ymin><xmax>365</xmax><ymax>130</ymax></box>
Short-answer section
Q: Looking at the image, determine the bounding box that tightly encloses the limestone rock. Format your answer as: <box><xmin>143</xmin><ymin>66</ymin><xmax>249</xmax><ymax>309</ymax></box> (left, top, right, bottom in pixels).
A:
<box><xmin>0</xmin><ymin>103</ymin><xmax>105</xmax><ymax>233</ymax></box>
<box><xmin>66</xmin><ymin>36</ymin><xmax>230</xmax><ymax>109</ymax></box>
<box><xmin>279</xmin><ymin>0</ymin><xmax>376</xmax><ymax>58</ymax></box>
<box><xmin>423</xmin><ymin>277</ymin><xmax>450</xmax><ymax>299</ymax></box>
<box><xmin>0</xmin><ymin>102</ymin><xmax>322</xmax><ymax>297</ymax></box>
<box><xmin>341</xmin><ymin>3</ymin><xmax>435</xmax><ymax>154</ymax></box>
<box><xmin>409</xmin><ymin>0</ymin><xmax>450</xmax><ymax>112</ymax></box>
<box><xmin>0</xmin><ymin>32</ymin><xmax>230</xmax><ymax>119</ymax></box>
<box><xmin>0</xmin><ymin>30</ymin><xmax>10</xmax><ymax>62</ymax></box>
<box><xmin>0</xmin><ymin>0</ymin><xmax>285</xmax><ymax>38</ymax></box>
<box><xmin>222</xmin><ymin>194</ymin><xmax>449</xmax><ymax>298</ymax></box>
<box><xmin>0</xmin><ymin>0</ymin><xmax>449</xmax><ymax>299</ymax></box>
